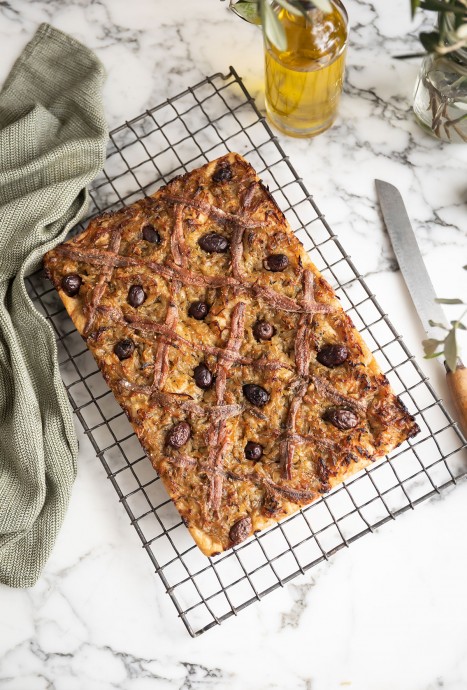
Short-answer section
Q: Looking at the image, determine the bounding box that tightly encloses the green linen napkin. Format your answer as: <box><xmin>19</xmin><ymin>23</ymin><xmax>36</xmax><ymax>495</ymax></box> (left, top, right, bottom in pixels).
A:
<box><xmin>0</xmin><ymin>23</ymin><xmax>108</xmax><ymax>587</ymax></box>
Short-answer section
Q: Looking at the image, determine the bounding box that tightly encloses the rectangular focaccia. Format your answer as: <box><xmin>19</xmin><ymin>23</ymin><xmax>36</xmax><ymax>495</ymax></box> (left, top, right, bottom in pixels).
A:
<box><xmin>44</xmin><ymin>152</ymin><xmax>419</xmax><ymax>556</ymax></box>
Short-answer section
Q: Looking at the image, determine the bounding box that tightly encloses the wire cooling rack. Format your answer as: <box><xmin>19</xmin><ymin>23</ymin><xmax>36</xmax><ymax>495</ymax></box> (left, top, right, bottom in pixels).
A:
<box><xmin>27</xmin><ymin>67</ymin><xmax>467</xmax><ymax>637</ymax></box>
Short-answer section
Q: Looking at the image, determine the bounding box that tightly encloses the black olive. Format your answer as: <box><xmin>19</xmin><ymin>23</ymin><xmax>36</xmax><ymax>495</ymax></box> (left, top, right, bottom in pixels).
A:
<box><xmin>188</xmin><ymin>301</ymin><xmax>209</xmax><ymax>320</ymax></box>
<box><xmin>316</xmin><ymin>344</ymin><xmax>349</xmax><ymax>368</ymax></box>
<box><xmin>212</xmin><ymin>164</ymin><xmax>233</xmax><ymax>183</ymax></box>
<box><xmin>252</xmin><ymin>320</ymin><xmax>275</xmax><ymax>341</ymax></box>
<box><xmin>61</xmin><ymin>273</ymin><xmax>82</xmax><ymax>297</ymax></box>
<box><xmin>229</xmin><ymin>516</ymin><xmax>252</xmax><ymax>546</ymax></box>
<box><xmin>193</xmin><ymin>363</ymin><xmax>213</xmax><ymax>389</ymax></box>
<box><xmin>166</xmin><ymin>421</ymin><xmax>191</xmax><ymax>448</ymax></box>
<box><xmin>322</xmin><ymin>407</ymin><xmax>359</xmax><ymax>430</ymax></box>
<box><xmin>127</xmin><ymin>285</ymin><xmax>146</xmax><ymax>308</ymax></box>
<box><xmin>142</xmin><ymin>224</ymin><xmax>161</xmax><ymax>244</ymax></box>
<box><xmin>244</xmin><ymin>441</ymin><xmax>263</xmax><ymax>461</ymax></box>
<box><xmin>243</xmin><ymin>383</ymin><xmax>270</xmax><ymax>407</ymax></box>
<box><xmin>198</xmin><ymin>233</ymin><xmax>230</xmax><ymax>253</ymax></box>
<box><xmin>113</xmin><ymin>339</ymin><xmax>135</xmax><ymax>361</ymax></box>
<box><xmin>263</xmin><ymin>254</ymin><xmax>289</xmax><ymax>272</ymax></box>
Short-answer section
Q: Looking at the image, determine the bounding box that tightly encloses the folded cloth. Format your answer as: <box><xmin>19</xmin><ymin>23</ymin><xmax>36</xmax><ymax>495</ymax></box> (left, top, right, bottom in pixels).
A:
<box><xmin>0</xmin><ymin>23</ymin><xmax>108</xmax><ymax>587</ymax></box>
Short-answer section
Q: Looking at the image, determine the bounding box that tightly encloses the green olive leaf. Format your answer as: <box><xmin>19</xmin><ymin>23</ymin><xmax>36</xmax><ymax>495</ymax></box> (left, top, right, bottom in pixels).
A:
<box><xmin>230</xmin><ymin>0</ymin><xmax>261</xmax><ymax>24</ymax></box>
<box><xmin>435</xmin><ymin>297</ymin><xmax>465</xmax><ymax>305</ymax></box>
<box><xmin>422</xmin><ymin>337</ymin><xmax>443</xmax><ymax>357</ymax></box>
<box><xmin>419</xmin><ymin>30</ymin><xmax>441</xmax><ymax>52</ymax></box>
<box><xmin>419</xmin><ymin>0</ymin><xmax>467</xmax><ymax>15</ymax></box>
<box><xmin>444</xmin><ymin>327</ymin><xmax>459</xmax><ymax>372</ymax></box>
<box><xmin>424</xmin><ymin>351</ymin><xmax>445</xmax><ymax>359</ymax></box>
<box><xmin>411</xmin><ymin>0</ymin><xmax>421</xmax><ymax>18</ymax></box>
<box><xmin>263</xmin><ymin>0</ymin><xmax>287</xmax><ymax>51</ymax></box>
<box><xmin>428</xmin><ymin>319</ymin><xmax>449</xmax><ymax>330</ymax></box>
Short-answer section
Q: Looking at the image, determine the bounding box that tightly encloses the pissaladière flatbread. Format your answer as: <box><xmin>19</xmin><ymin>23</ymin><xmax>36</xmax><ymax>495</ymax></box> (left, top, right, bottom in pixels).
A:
<box><xmin>44</xmin><ymin>152</ymin><xmax>419</xmax><ymax>556</ymax></box>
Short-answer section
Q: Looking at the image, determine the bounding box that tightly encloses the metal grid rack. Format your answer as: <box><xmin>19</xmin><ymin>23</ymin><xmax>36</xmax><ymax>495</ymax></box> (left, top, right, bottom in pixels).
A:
<box><xmin>27</xmin><ymin>67</ymin><xmax>466</xmax><ymax>637</ymax></box>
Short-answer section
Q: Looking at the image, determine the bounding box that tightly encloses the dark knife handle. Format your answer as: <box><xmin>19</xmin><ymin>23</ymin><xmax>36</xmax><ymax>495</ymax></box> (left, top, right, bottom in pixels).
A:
<box><xmin>446</xmin><ymin>363</ymin><xmax>467</xmax><ymax>439</ymax></box>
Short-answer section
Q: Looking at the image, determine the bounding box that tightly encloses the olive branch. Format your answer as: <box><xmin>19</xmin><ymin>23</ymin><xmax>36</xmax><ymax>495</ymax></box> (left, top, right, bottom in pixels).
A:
<box><xmin>227</xmin><ymin>0</ymin><xmax>332</xmax><ymax>51</ymax></box>
<box><xmin>396</xmin><ymin>1</ymin><xmax>467</xmax><ymax>141</ymax></box>
<box><xmin>423</xmin><ymin>266</ymin><xmax>467</xmax><ymax>371</ymax></box>
<box><xmin>411</xmin><ymin>0</ymin><xmax>467</xmax><ymax>55</ymax></box>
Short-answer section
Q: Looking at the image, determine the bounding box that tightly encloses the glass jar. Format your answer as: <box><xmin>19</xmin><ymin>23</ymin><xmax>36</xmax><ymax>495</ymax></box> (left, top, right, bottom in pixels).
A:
<box><xmin>264</xmin><ymin>1</ymin><xmax>348</xmax><ymax>138</ymax></box>
<box><xmin>413</xmin><ymin>15</ymin><xmax>467</xmax><ymax>143</ymax></box>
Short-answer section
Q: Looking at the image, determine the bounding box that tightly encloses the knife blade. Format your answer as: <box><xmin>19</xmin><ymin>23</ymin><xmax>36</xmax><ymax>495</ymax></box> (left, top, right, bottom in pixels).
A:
<box><xmin>375</xmin><ymin>179</ymin><xmax>446</xmax><ymax>337</ymax></box>
<box><xmin>375</xmin><ymin>179</ymin><xmax>467</xmax><ymax>437</ymax></box>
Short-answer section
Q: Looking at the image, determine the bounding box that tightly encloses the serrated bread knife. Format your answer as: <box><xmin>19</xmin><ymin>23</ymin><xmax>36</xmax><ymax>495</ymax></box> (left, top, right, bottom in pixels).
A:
<box><xmin>375</xmin><ymin>179</ymin><xmax>467</xmax><ymax>438</ymax></box>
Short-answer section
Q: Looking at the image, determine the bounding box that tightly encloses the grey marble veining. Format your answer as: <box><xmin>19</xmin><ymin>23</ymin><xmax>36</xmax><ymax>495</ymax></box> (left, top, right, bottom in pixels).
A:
<box><xmin>1</xmin><ymin>1</ymin><xmax>467</xmax><ymax>689</ymax></box>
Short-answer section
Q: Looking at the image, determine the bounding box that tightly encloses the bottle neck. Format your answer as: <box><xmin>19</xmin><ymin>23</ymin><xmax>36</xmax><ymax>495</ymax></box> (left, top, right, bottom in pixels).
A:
<box><xmin>271</xmin><ymin>0</ymin><xmax>348</xmax><ymax>24</ymax></box>
<box><xmin>269</xmin><ymin>0</ymin><xmax>348</xmax><ymax>64</ymax></box>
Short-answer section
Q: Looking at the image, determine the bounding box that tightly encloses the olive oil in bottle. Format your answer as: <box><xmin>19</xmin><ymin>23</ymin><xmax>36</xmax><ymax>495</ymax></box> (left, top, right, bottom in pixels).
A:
<box><xmin>264</xmin><ymin>2</ymin><xmax>348</xmax><ymax>138</ymax></box>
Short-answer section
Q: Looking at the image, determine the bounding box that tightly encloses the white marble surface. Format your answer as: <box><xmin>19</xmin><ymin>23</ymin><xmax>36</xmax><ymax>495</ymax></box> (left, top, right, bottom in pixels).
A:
<box><xmin>1</xmin><ymin>1</ymin><xmax>467</xmax><ymax>688</ymax></box>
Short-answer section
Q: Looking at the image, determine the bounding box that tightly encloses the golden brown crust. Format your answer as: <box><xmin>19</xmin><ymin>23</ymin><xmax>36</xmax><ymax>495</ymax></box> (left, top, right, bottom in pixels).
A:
<box><xmin>44</xmin><ymin>153</ymin><xmax>419</xmax><ymax>556</ymax></box>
